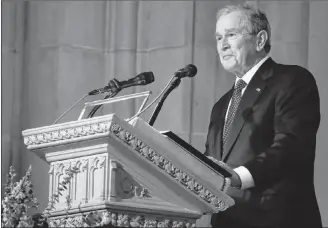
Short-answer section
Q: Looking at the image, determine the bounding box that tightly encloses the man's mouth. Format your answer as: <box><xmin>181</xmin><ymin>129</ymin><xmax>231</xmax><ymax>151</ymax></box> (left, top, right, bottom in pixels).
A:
<box><xmin>222</xmin><ymin>55</ymin><xmax>233</xmax><ymax>60</ymax></box>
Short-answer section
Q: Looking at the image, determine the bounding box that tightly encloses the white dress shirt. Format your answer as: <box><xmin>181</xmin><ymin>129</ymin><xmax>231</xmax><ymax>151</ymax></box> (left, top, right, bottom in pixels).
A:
<box><xmin>226</xmin><ymin>55</ymin><xmax>270</xmax><ymax>190</ymax></box>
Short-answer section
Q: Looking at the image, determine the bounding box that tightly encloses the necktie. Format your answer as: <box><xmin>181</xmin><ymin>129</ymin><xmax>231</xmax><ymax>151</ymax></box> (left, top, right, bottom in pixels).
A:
<box><xmin>222</xmin><ymin>79</ymin><xmax>247</xmax><ymax>146</ymax></box>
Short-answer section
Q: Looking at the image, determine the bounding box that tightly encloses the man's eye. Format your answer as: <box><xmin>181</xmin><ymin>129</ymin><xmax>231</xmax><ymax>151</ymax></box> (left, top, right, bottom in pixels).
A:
<box><xmin>216</xmin><ymin>37</ymin><xmax>222</xmax><ymax>41</ymax></box>
<box><xmin>228</xmin><ymin>33</ymin><xmax>236</xmax><ymax>37</ymax></box>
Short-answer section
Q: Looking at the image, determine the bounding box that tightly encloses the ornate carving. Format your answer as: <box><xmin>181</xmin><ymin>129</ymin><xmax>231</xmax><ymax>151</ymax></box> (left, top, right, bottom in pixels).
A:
<box><xmin>48</xmin><ymin>210</ymin><xmax>196</xmax><ymax>228</ymax></box>
<box><xmin>144</xmin><ymin>219</ymin><xmax>157</xmax><ymax>227</ymax></box>
<box><xmin>90</xmin><ymin>156</ymin><xmax>106</xmax><ymax>169</ymax></box>
<box><xmin>99</xmin><ymin>156</ymin><xmax>106</xmax><ymax>169</ymax></box>
<box><xmin>49</xmin><ymin>164</ymin><xmax>54</xmax><ymax>174</ymax></box>
<box><xmin>91</xmin><ymin>157</ymin><xmax>98</xmax><ymax>169</ymax></box>
<box><xmin>71</xmin><ymin>160</ymin><xmax>78</xmax><ymax>170</ymax></box>
<box><xmin>110</xmin><ymin>123</ymin><xmax>229</xmax><ymax>211</ymax></box>
<box><xmin>23</xmin><ymin>120</ymin><xmax>112</xmax><ymax>146</ymax></box>
<box><xmin>157</xmin><ymin>219</ymin><xmax>171</xmax><ymax>227</ymax></box>
<box><xmin>63</xmin><ymin>163</ymin><xmax>71</xmax><ymax>173</ymax></box>
<box><xmin>66</xmin><ymin>216</ymin><xmax>84</xmax><ymax>227</ymax></box>
<box><xmin>50</xmin><ymin>156</ymin><xmax>105</xmax><ymax>208</ymax></box>
<box><xmin>48</xmin><ymin>215</ymin><xmax>85</xmax><ymax>227</ymax></box>
<box><xmin>117</xmin><ymin>213</ymin><xmax>130</xmax><ymax>227</ymax></box>
<box><xmin>55</xmin><ymin>163</ymin><xmax>64</xmax><ymax>174</ymax></box>
<box><xmin>130</xmin><ymin>215</ymin><xmax>144</xmax><ymax>227</ymax></box>
<box><xmin>116</xmin><ymin>167</ymin><xmax>151</xmax><ymax>199</ymax></box>
<box><xmin>101</xmin><ymin>211</ymin><xmax>111</xmax><ymax>226</ymax></box>
<box><xmin>140</xmin><ymin>187</ymin><xmax>150</xmax><ymax>198</ymax></box>
<box><xmin>48</xmin><ymin>219</ymin><xmax>59</xmax><ymax>227</ymax></box>
<box><xmin>81</xmin><ymin>159</ymin><xmax>88</xmax><ymax>172</ymax></box>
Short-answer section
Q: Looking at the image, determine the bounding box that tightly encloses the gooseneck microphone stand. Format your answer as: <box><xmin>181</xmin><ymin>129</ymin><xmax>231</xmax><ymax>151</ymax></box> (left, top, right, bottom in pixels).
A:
<box><xmin>148</xmin><ymin>77</ymin><xmax>181</xmax><ymax>126</ymax></box>
<box><xmin>87</xmin><ymin>94</ymin><xmax>111</xmax><ymax>118</ymax></box>
<box><xmin>86</xmin><ymin>91</ymin><xmax>120</xmax><ymax>118</ymax></box>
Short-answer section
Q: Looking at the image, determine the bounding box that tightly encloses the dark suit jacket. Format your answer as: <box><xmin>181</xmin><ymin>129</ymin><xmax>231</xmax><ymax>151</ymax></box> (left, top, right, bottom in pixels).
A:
<box><xmin>205</xmin><ymin>58</ymin><xmax>322</xmax><ymax>228</ymax></box>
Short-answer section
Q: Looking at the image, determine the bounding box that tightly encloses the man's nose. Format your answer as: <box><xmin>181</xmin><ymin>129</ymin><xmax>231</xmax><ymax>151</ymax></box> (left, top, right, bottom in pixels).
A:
<box><xmin>220</xmin><ymin>38</ymin><xmax>229</xmax><ymax>51</ymax></box>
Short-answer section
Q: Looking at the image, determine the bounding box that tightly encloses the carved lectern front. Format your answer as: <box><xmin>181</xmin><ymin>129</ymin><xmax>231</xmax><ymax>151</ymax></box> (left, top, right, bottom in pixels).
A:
<box><xmin>22</xmin><ymin>112</ymin><xmax>234</xmax><ymax>227</ymax></box>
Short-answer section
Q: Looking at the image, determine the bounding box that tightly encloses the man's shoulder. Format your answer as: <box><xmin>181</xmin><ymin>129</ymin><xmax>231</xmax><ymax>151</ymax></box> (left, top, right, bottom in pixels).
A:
<box><xmin>272</xmin><ymin>61</ymin><xmax>316</xmax><ymax>85</ymax></box>
<box><xmin>274</xmin><ymin>61</ymin><xmax>313</xmax><ymax>77</ymax></box>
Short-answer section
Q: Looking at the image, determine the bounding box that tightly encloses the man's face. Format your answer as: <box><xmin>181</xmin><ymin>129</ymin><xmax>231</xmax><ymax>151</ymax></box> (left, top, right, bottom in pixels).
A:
<box><xmin>215</xmin><ymin>11</ymin><xmax>257</xmax><ymax>76</ymax></box>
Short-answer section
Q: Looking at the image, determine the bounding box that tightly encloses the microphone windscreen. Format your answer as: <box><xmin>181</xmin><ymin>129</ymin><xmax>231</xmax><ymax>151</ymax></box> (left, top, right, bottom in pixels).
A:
<box><xmin>129</xmin><ymin>71</ymin><xmax>155</xmax><ymax>86</ymax></box>
<box><xmin>185</xmin><ymin>64</ymin><xmax>197</xmax><ymax>78</ymax></box>
<box><xmin>142</xmin><ymin>71</ymin><xmax>155</xmax><ymax>84</ymax></box>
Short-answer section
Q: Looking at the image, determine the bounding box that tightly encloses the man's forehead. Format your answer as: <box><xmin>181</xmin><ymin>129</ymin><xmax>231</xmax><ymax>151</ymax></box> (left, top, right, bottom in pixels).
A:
<box><xmin>215</xmin><ymin>28</ymin><xmax>240</xmax><ymax>36</ymax></box>
<box><xmin>216</xmin><ymin>12</ymin><xmax>244</xmax><ymax>34</ymax></box>
<box><xmin>217</xmin><ymin>11</ymin><xmax>243</xmax><ymax>23</ymax></box>
<box><xmin>215</xmin><ymin>25</ymin><xmax>245</xmax><ymax>36</ymax></box>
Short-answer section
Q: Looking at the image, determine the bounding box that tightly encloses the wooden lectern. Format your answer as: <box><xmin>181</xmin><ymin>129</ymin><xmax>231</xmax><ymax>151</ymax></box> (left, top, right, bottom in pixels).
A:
<box><xmin>22</xmin><ymin>94</ymin><xmax>234</xmax><ymax>227</ymax></box>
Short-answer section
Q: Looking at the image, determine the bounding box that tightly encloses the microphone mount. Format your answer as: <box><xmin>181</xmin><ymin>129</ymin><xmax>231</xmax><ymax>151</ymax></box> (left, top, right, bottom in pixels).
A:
<box><xmin>86</xmin><ymin>92</ymin><xmax>116</xmax><ymax>118</ymax></box>
<box><xmin>148</xmin><ymin>64</ymin><xmax>197</xmax><ymax>126</ymax></box>
<box><xmin>148</xmin><ymin>77</ymin><xmax>181</xmax><ymax>126</ymax></box>
<box><xmin>86</xmin><ymin>72</ymin><xmax>154</xmax><ymax>118</ymax></box>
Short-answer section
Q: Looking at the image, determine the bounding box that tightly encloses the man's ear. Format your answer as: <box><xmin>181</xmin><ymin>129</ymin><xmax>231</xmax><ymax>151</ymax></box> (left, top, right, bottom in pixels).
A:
<box><xmin>256</xmin><ymin>30</ymin><xmax>268</xmax><ymax>52</ymax></box>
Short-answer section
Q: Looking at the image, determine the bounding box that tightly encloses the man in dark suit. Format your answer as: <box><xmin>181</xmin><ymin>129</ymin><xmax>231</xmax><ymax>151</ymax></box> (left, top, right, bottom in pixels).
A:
<box><xmin>205</xmin><ymin>4</ymin><xmax>322</xmax><ymax>228</ymax></box>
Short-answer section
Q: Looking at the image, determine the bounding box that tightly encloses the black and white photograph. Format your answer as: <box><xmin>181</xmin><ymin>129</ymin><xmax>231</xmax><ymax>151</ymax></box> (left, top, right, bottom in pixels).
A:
<box><xmin>1</xmin><ymin>1</ymin><xmax>328</xmax><ymax>227</ymax></box>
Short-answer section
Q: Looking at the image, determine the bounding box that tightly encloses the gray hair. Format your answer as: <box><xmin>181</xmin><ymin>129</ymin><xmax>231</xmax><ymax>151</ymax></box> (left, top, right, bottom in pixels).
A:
<box><xmin>216</xmin><ymin>4</ymin><xmax>271</xmax><ymax>53</ymax></box>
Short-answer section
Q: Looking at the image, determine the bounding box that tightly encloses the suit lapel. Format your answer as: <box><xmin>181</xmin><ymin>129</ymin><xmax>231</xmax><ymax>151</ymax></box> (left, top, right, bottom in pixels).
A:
<box><xmin>213</xmin><ymin>89</ymin><xmax>233</xmax><ymax>160</ymax></box>
<box><xmin>222</xmin><ymin>58</ymin><xmax>274</xmax><ymax>161</ymax></box>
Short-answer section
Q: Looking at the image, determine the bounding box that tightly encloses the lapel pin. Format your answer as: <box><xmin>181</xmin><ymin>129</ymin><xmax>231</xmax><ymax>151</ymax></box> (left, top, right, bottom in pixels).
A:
<box><xmin>256</xmin><ymin>88</ymin><xmax>261</xmax><ymax>92</ymax></box>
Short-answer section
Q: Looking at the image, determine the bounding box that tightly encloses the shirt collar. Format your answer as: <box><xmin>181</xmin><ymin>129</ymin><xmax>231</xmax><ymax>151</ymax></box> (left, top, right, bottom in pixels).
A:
<box><xmin>235</xmin><ymin>55</ymin><xmax>270</xmax><ymax>85</ymax></box>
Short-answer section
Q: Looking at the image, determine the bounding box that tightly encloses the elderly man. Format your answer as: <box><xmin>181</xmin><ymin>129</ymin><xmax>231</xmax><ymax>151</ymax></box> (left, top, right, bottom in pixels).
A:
<box><xmin>205</xmin><ymin>4</ymin><xmax>322</xmax><ymax>228</ymax></box>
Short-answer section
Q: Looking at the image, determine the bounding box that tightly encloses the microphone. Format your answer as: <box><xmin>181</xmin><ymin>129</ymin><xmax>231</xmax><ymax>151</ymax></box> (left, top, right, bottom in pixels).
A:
<box><xmin>148</xmin><ymin>64</ymin><xmax>197</xmax><ymax>126</ymax></box>
<box><xmin>88</xmin><ymin>72</ymin><xmax>155</xmax><ymax>96</ymax></box>
<box><xmin>174</xmin><ymin>64</ymin><xmax>197</xmax><ymax>78</ymax></box>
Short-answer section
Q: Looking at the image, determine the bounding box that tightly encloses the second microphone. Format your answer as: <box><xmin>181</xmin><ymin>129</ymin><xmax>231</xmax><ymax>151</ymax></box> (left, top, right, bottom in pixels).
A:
<box><xmin>88</xmin><ymin>72</ymin><xmax>155</xmax><ymax>96</ymax></box>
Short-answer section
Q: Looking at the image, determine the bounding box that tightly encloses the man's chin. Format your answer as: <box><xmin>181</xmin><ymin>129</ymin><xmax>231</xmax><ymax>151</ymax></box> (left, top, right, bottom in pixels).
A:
<box><xmin>221</xmin><ymin>64</ymin><xmax>236</xmax><ymax>72</ymax></box>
